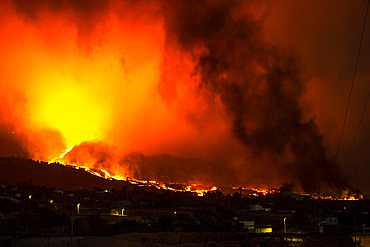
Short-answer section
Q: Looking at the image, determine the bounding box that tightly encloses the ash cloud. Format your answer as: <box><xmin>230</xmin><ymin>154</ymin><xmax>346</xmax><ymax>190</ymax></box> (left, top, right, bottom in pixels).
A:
<box><xmin>10</xmin><ymin>0</ymin><xmax>110</xmax><ymax>36</ymax></box>
<box><xmin>0</xmin><ymin>128</ymin><xmax>29</xmax><ymax>158</ymax></box>
<box><xmin>162</xmin><ymin>0</ymin><xmax>349</xmax><ymax>193</ymax></box>
<box><xmin>11</xmin><ymin>0</ymin><xmax>108</xmax><ymax>18</ymax></box>
<box><xmin>0</xmin><ymin>96</ymin><xmax>28</xmax><ymax>158</ymax></box>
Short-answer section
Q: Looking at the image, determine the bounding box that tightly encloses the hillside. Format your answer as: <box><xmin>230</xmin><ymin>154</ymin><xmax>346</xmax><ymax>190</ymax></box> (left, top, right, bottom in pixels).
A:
<box><xmin>123</xmin><ymin>153</ymin><xmax>232</xmax><ymax>185</ymax></box>
<box><xmin>0</xmin><ymin>157</ymin><xmax>133</xmax><ymax>190</ymax></box>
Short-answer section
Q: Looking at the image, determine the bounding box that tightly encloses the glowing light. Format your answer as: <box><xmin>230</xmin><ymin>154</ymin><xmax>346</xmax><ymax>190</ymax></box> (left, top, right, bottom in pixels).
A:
<box><xmin>60</xmin><ymin>147</ymin><xmax>73</xmax><ymax>159</ymax></box>
<box><xmin>48</xmin><ymin>146</ymin><xmax>74</xmax><ymax>164</ymax></box>
<box><xmin>45</xmin><ymin>159</ymin><xmax>364</xmax><ymax>200</ymax></box>
<box><xmin>232</xmin><ymin>187</ymin><xmax>280</xmax><ymax>197</ymax></box>
<box><xmin>284</xmin><ymin>218</ymin><xmax>286</xmax><ymax>233</ymax></box>
<box><xmin>33</xmin><ymin>82</ymin><xmax>107</xmax><ymax>148</ymax></box>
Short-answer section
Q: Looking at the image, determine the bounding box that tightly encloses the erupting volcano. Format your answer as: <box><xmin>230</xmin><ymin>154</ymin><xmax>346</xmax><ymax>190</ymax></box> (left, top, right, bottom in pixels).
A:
<box><xmin>1</xmin><ymin>0</ymin><xmax>369</xmax><ymax>195</ymax></box>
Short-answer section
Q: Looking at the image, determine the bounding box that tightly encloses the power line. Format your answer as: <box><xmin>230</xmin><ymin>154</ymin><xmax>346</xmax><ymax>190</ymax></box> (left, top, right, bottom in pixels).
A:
<box><xmin>336</xmin><ymin>0</ymin><xmax>370</xmax><ymax>158</ymax></box>
<box><xmin>345</xmin><ymin>91</ymin><xmax>370</xmax><ymax>164</ymax></box>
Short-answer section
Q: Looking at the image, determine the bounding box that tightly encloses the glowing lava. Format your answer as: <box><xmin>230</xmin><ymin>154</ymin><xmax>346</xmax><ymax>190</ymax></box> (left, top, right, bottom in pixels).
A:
<box><xmin>60</xmin><ymin>147</ymin><xmax>74</xmax><ymax>159</ymax></box>
<box><xmin>49</xmin><ymin>146</ymin><xmax>74</xmax><ymax>164</ymax></box>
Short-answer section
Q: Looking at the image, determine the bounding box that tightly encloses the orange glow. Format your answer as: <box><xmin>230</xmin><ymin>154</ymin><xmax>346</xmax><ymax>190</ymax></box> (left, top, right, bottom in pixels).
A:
<box><xmin>0</xmin><ymin>1</ymin><xmax>191</xmax><ymax>161</ymax></box>
<box><xmin>48</xmin><ymin>146</ymin><xmax>73</xmax><ymax>164</ymax></box>
<box><xmin>0</xmin><ymin>0</ymin><xmax>274</xmax><ymax>188</ymax></box>
<box><xmin>60</xmin><ymin>147</ymin><xmax>74</xmax><ymax>159</ymax></box>
<box><xmin>33</xmin><ymin>83</ymin><xmax>107</xmax><ymax>148</ymax></box>
<box><xmin>310</xmin><ymin>190</ymin><xmax>362</xmax><ymax>200</ymax></box>
<box><xmin>0</xmin><ymin>0</ymin><xmax>245</xmax><ymax>182</ymax></box>
<box><xmin>234</xmin><ymin>187</ymin><xmax>280</xmax><ymax>197</ymax></box>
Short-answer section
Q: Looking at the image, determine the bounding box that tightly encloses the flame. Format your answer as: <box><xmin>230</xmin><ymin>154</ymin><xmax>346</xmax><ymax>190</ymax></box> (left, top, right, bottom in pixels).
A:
<box><xmin>234</xmin><ymin>187</ymin><xmax>280</xmax><ymax>197</ymax></box>
<box><xmin>60</xmin><ymin>147</ymin><xmax>74</xmax><ymax>159</ymax></box>
<box><xmin>0</xmin><ymin>0</ymin><xmax>176</xmax><ymax>161</ymax></box>
<box><xmin>33</xmin><ymin>85</ymin><xmax>107</xmax><ymax>148</ymax></box>
<box><xmin>48</xmin><ymin>146</ymin><xmax>74</xmax><ymax>164</ymax></box>
<box><xmin>133</xmin><ymin>180</ymin><xmax>219</xmax><ymax>196</ymax></box>
<box><xmin>47</xmin><ymin>156</ymin><xmax>363</xmax><ymax>199</ymax></box>
<box><xmin>49</xmin><ymin>157</ymin><xmax>221</xmax><ymax>196</ymax></box>
<box><xmin>310</xmin><ymin>190</ymin><xmax>362</xmax><ymax>200</ymax></box>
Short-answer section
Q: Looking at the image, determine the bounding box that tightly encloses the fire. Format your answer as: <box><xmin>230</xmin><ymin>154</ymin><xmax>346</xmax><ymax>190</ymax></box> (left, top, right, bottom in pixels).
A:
<box><xmin>47</xmin><ymin>156</ymin><xmax>363</xmax><ymax>199</ymax></box>
<box><xmin>234</xmin><ymin>187</ymin><xmax>280</xmax><ymax>197</ymax></box>
<box><xmin>133</xmin><ymin>180</ymin><xmax>219</xmax><ymax>196</ymax></box>
<box><xmin>100</xmin><ymin>169</ymin><xmax>113</xmax><ymax>179</ymax></box>
<box><xmin>48</xmin><ymin>146</ymin><xmax>73</xmax><ymax>164</ymax></box>
<box><xmin>60</xmin><ymin>147</ymin><xmax>74</xmax><ymax>159</ymax></box>
<box><xmin>0</xmin><ymin>0</ymin><xmax>177</xmax><ymax>161</ymax></box>
<box><xmin>33</xmin><ymin>84</ymin><xmax>107</xmax><ymax>148</ymax></box>
<box><xmin>51</xmin><ymin>158</ymin><xmax>221</xmax><ymax>196</ymax></box>
<box><xmin>310</xmin><ymin>190</ymin><xmax>362</xmax><ymax>201</ymax></box>
<box><xmin>311</xmin><ymin>195</ymin><xmax>361</xmax><ymax>201</ymax></box>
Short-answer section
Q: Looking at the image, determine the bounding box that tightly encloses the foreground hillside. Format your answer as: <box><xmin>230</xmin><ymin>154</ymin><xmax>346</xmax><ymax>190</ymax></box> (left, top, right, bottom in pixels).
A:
<box><xmin>0</xmin><ymin>157</ymin><xmax>132</xmax><ymax>190</ymax></box>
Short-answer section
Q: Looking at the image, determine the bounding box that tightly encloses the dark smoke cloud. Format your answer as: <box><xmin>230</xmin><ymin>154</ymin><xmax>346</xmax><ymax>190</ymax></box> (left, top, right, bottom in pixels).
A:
<box><xmin>162</xmin><ymin>0</ymin><xmax>349</xmax><ymax>193</ymax></box>
<box><xmin>10</xmin><ymin>0</ymin><xmax>110</xmax><ymax>36</ymax></box>
<box><xmin>0</xmin><ymin>128</ymin><xmax>29</xmax><ymax>158</ymax></box>
<box><xmin>0</xmin><ymin>91</ymin><xmax>30</xmax><ymax>158</ymax></box>
<box><xmin>11</xmin><ymin>0</ymin><xmax>108</xmax><ymax>17</ymax></box>
<box><xmin>0</xmin><ymin>108</ymin><xmax>65</xmax><ymax>160</ymax></box>
<box><xmin>264</xmin><ymin>1</ymin><xmax>370</xmax><ymax>193</ymax></box>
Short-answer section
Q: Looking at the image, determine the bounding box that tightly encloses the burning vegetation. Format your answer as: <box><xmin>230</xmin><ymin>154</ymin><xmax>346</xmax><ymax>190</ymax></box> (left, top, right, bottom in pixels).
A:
<box><xmin>0</xmin><ymin>0</ymin><xmax>362</xmax><ymax>197</ymax></box>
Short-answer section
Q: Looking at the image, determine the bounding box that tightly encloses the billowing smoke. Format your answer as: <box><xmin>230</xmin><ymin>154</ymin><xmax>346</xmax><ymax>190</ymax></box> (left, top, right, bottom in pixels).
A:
<box><xmin>0</xmin><ymin>0</ymin><xmax>361</xmax><ymax>193</ymax></box>
<box><xmin>161</xmin><ymin>0</ymin><xmax>350</xmax><ymax>193</ymax></box>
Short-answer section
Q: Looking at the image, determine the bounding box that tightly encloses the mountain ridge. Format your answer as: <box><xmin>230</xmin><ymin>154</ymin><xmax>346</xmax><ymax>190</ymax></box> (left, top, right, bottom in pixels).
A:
<box><xmin>0</xmin><ymin>157</ymin><xmax>133</xmax><ymax>190</ymax></box>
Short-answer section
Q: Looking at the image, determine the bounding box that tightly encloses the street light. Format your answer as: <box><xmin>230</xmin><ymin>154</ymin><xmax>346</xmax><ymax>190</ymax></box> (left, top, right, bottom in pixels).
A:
<box><xmin>122</xmin><ymin>208</ymin><xmax>125</xmax><ymax>215</ymax></box>
<box><xmin>284</xmin><ymin>218</ymin><xmax>287</xmax><ymax>233</ymax></box>
<box><xmin>77</xmin><ymin>203</ymin><xmax>80</xmax><ymax>214</ymax></box>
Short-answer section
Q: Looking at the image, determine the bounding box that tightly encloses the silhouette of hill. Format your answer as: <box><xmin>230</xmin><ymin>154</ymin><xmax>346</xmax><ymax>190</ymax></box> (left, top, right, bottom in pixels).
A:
<box><xmin>124</xmin><ymin>153</ymin><xmax>233</xmax><ymax>185</ymax></box>
<box><xmin>0</xmin><ymin>157</ymin><xmax>133</xmax><ymax>190</ymax></box>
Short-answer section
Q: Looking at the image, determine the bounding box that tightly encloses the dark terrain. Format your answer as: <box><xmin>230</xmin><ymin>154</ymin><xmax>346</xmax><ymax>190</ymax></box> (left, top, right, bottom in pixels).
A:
<box><xmin>0</xmin><ymin>157</ymin><xmax>133</xmax><ymax>190</ymax></box>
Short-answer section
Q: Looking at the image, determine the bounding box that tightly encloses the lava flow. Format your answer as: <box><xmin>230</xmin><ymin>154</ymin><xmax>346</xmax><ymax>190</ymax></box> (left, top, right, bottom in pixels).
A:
<box><xmin>49</xmin><ymin>147</ymin><xmax>74</xmax><ymax>164</ymax></box>
<box><xmin>49</xmin><ymin>156</ymin><xmax>362</xmax><ymax>200</ymax></box>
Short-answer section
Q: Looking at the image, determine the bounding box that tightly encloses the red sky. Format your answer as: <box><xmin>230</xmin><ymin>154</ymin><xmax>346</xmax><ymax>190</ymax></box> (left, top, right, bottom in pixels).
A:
<box><xmin>265</xmin><ymin>1</ymin><xmax>370</xmax><ymax>192</ymax></box>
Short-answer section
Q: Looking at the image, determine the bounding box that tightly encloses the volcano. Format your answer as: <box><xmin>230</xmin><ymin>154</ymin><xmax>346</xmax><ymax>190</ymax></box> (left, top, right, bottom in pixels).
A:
<box><xmin>0</xmin><ymin>0</ymin><xmax>369</xmax><ymax>194</ymax></box>
<box><xmin>0</xmin><ymin>154</ymin><xmax>227</xmax><ymax>192</ymax></box>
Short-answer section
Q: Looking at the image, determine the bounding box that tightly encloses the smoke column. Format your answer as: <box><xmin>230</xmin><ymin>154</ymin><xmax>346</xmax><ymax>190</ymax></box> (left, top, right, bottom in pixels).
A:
<box><xmin>0</xmin><ymin>0</ymin><xmax>355</xmax><ymax>193</ymax></box>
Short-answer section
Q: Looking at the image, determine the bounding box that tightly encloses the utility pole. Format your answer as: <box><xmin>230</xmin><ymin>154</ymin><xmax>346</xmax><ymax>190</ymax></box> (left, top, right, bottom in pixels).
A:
<box><xmin>71</xmin><ymin>210</ymin><xmax>74</xmax><ymax>247</ymax></box>
<box><xmin>126</xmin><ymin>186</ymin><xmax>129</xmax><ymax>200</ymax></box>
<box><xmin>354</xmin><ymin>218</ymin><xmax>357</xmax><ymax>246</ymax></box>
